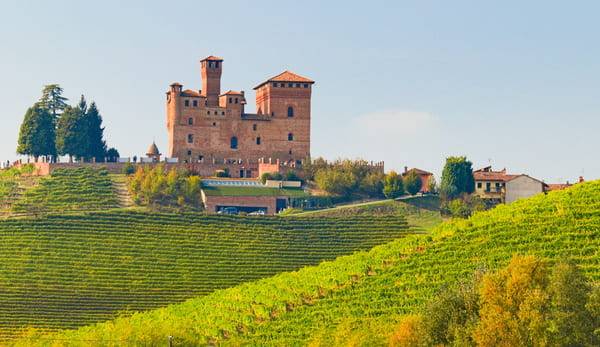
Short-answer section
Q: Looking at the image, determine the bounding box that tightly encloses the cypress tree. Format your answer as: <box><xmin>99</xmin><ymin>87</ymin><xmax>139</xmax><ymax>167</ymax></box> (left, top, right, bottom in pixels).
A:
<box><xmin>82</xmin><ymin>101</ymin><xmax>107</xmax><ymax>162</ymax></box>
<box><xmin>56</xmin><ymin>105</ymin><xmax>86</xmax><ymax>161</ymax></box>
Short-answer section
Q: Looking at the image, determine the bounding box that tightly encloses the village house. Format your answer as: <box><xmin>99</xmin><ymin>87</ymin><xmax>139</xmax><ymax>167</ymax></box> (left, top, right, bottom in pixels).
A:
<box><xmin>473</xmin><ymin>166</ymin><xmax>546</xmax><ymax>204</ymax></box>
<box><xmin>402</xmin><ymin>167</ymin><xmax>433</xmax><ymax>193</ymax></box>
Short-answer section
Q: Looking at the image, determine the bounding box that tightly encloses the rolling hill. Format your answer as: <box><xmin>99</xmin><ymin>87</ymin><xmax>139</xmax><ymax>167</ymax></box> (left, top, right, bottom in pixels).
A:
<box><xmin>13</xmin><ymin>180</ymin><xmax>599</xmax><ymax>346</ymax></box>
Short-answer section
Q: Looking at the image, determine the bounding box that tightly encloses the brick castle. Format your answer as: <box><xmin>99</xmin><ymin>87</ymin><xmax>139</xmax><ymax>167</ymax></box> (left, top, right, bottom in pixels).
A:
<box><xmin>166</xmin><ymin>56</ymin><xmax>314</xmax><ymax>177</ymax></box>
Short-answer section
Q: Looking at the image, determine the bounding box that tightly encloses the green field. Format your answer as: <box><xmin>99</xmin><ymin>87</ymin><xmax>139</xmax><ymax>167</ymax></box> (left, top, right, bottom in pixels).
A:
<box><xmin>16</xmin><ymin>180</ymin><xmax>599</xmax><ymax>346</ymax></box>
<box><xmin>201</xmin><ymin>185</ymin><xmax>308</xmax><ymax>197</ymax></box>
<box><xmin>0</xmin><ymin>209</ymin><xmax>414</xmax><ymax>342</ymax></box>
<box><xmin>10</xmin><ymin>168</ymin><xmax>120</xmax><ymax>215</ymax></box>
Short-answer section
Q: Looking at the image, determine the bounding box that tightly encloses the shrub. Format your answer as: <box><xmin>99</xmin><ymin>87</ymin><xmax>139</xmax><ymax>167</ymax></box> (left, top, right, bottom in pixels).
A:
<box><xmin>128</xmin><ymin>165</ymin><xmax>202</xmax><ymax>208</ymax></box>
<box><xmin>404</xmin><ymin>171</ymin><xmax>423</xmax><ymax>196</ymax></box>
<box><xmin>383</xmin><ymin>171</ymin><xmax>404</xmax><ymax>199</ymax></box>
<box><xmin>122</xmin><ymin>162</ymin><xmax>135</xmax><ymax>175</ymax></box>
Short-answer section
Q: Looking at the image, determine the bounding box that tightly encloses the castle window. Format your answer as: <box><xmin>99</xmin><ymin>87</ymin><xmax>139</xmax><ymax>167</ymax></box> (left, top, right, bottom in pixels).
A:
<box><xmin>296</xmin><ymin>83</ymin><xmax>300</xmax><ymax>87</ymax></box>
<box><xmin>288</xmin><ymin>83</ymin><xmax>293</xmax><ymax>87</ymax></box>
<box><xmin>207</xmin><ymin>111</ymin><xmax>210</xmax><ymax>115</ymax></box>
<box><xmin>209</xmin><ymin>61</ymin><xmax>213</xmax><ymax>68</ymax></box>
<box><xmin>184</xmin><ymin>100</ymin><xmax>190</xmax><ymax>107</ymax></box>
<box><xmin>221</xmin><ymin>111</ymin><xmax>225</xmax><ymax>115</ymax></box>
<box><xmin>273</xmin><ymin>83</ymin><xmax>278</xmax><ymax>87</ymax></box>
<box><xmin>289</xmin><ymin>149</ymin><xmax>293</xmax><ymax>155</ymax></box>
<box><xmin>271</xmin><ymin>112</ymin><xmax>275</xmax><ymax>117</ymax></box>
<box><xmin>215</xmin><ymin>61</ymin><xmax>219</xmax><ymax>68</ymax></box>
<box><xmin>205</xmin><ymin>100</ymin><xmax>208</xmax><ymax>106</ymax></box>
<box><xmin>187</xmin><ymin>150</ymin><xmax>192</xmax><ymax>156</ymax></box>
<box><xmin>303</xmin><ymin>84</ymin><xmax>309</xmax><ymax>88</ymax></box>
<box><xmin>229</xmin><ymin>97</ymin><xmax>232</xmax><ymax>103</ymax></box>
<box><xmin>288</xmin><ymin>133</ymin><xmax>294</xmax><ymax>141</ymax></box>
<box><xmin>198</xmin><ymin>155</ymin><xmax>204</xmax><ymax>161</ymax></box>
<box><xmin>252</xmin><ymin>124</ymin><xmax>257</xmax><ymax>131</ymax></box>
<box><xmin>287</xmin><ymin>106</ymin><xmax>294</xmax><ymax>117</ymax></box>
<box><xmin>188</xmin><ymin>117</ymin><xmax>193</xmax><ymax>125</ymax></box>
<box><xmin>213</xmin><ymin>122</ymin><xmax>217</xmax><ymax>126</ymax></box>
<box><xmin>230</xmin><ymin>137</ymin><xmax>238</xmax><ymax>149</ymax></box>
<box><xmin>187</xmin><ymin>134</ymin><xmax>194</xmax><ymax>144</ymax></box>
<box><xmin>235</xmin><ymin>98</ymin><xmax>238</xmax><ymax>104</ymax></box>
<box><xmin>256</xmin><ymin>137</ymin><xmax>261</xmax><ymax>145</ymax></box>
<box><xmin>193</xmin><ymin>100</ymin><xmax>198</xmax><ymax>107</ymax></box>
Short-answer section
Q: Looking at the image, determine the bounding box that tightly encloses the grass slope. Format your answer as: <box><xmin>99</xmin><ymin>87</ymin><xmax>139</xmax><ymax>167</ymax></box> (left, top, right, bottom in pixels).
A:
<box><xmin>11</xmin><ymin>168</ymin><xmax>120</xmax><ymax>215</ymax></box>
<box><xmin>0</xmin><ymin>210</ymin><xmax>413</xmax><ymax>341</ymax></box>
<box><xmin>18</xmin><ymin>181</ymin><xmax>600</xmax><ymax>346</ymax></box>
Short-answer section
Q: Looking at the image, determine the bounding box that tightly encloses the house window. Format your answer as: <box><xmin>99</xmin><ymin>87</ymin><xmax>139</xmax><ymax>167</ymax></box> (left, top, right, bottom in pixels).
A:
<box><xmin>256</xmin><ymin>137</ymin><xmax>261</xmax><ymax>145</ymax></box>
<box><xmin>235</xmin><ymin>98</ymin><xmax>238</xmax><ymax>104</ymax></box>
<box><xmin>496</xmin><ymin>182</ymin><xmax>501</xmax><ymax>191</ymax></box>
<box><xmin>486</xmin><ymin>182</ymin><xmax>491</xmax><ymax>192</ymax></box>
<box><xmin>188</xmin><ymin>117</ymin><xmax>193</xmax><ymax>125</ymax></box>
<box><xmin>287</xmin><ymin>106</ymin><xmax>294</xmax><ymax>117</ymax></box>
<box><xmin>184</xmin><ymin>100</ymin><xmax>190</xmax><ymax>107</ymax></box>
<box><xmin>193</xmin><ymin>100</ymin><xmax>198</xmax><ymax>107</ymax></box>
<box><xmin>229</xmin><ymin>97</ymin><xmax>233</xmax><ymax>103</ymax></box>
<box><xmin>288</xmin><ymin>133</ymin><xmax>294</xmax><ymax>141</ymax></box>
<box><xmin>187</xmin><ymin>134</ymin><xmax>194</xmax><ymax>144</ymax></box>
<box><xmin>230</xmin><ymin>136</ymin><xmax>238</xmax><ymax>149</ymax></box>
<box><xmin>477</xmin><ymin>182</ymin><xmax>482</xmax><ymax>189</ymax></box>
<box><xmin>253</xmin><ymin>124</ymin><xmax>257</xmax><ymax>131</ymax></box>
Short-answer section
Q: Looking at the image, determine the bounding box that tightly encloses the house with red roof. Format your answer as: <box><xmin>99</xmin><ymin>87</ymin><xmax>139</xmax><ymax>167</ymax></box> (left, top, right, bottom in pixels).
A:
<box><xmin>473</xmin><ymin>166</ymin><xmax>545</xmax><ymax>204</ymax></box>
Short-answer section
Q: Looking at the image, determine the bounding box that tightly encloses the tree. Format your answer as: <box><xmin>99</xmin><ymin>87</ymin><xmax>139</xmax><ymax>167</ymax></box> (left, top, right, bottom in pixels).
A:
<box><xmin>428</xmin><ymin>176</ymin><xmax>438</xmax><ymax>194</ymax></box>
<box><xmin>404</xmin><ymin>171</ymin><xmax>423</xmax><ymax>196</ymax></box>
<box><xmin>38</xmin><ymin>84</ymin><xmax>68</xmax><ymax>120</ymax></box>
<box><xmin>81</xmin><ymin>102</ymin><xmax>107</xmax><ymax>161</ymax></box>
<box><xmin>55</xmin><ymin>106</ymin><xmax>85</xmax><ymax>160</ymax></box>
<box><xmin>16</xmin><ymin>105</ymin><xmax>56</xmax><ymax>161</ymax></box>
<box><xmin>383</xmin><ymin>171</ymin><xmax>404</xmax><ymax>199</ymax></box>
<box><xmin>359</xmin><ymin>172</ymin><xmax>385</xmax><ymax>198</ymax></box>
<box><xmin>440</xmin><ymin>156</ymin><xmax>475</xmax><ymax>200</ymax></box>
<box><xmin>315</xmin><ymin>168</ymin><xmax>355</xmax><ymax>196</ymax></box>
<box><xmin>106</xmin><ymin>148</ymin><xmax>120</xmax><ymax>162</ymax></box>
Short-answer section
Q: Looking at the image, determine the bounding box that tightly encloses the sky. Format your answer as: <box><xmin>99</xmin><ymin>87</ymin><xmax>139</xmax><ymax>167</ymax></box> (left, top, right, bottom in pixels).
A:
<box><xmin>1</xmin><ymin>0</ymin><xmax>599</xmax><ymax>183</ymax></box>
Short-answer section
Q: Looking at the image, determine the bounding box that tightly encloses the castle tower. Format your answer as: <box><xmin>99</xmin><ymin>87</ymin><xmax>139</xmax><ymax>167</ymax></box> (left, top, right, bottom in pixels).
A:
<box><xmin>200</xmin><ymin>56</ymin><xmax>223</xmax><ymax>107</ymax></box>
<box><xmin>166</xmin><ymin>82</ymin><xmax>183</xmax><ymax>156</ymax></box>
<box><xmin>253</xmin><ymin>71</ymin><xmax>315</xmax><ymax>162</ymax></box>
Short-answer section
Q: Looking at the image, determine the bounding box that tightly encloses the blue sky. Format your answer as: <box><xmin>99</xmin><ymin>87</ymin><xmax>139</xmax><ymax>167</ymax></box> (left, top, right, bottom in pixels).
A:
<box><xmin>1</xmin><ymin>0</ymin><xmax>598</xmax><ymax>183</ymax></box>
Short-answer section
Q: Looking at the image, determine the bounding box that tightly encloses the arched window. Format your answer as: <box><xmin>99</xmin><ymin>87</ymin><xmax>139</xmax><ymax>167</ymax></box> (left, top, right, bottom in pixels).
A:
<box><xmin>230</xmin><ymin>136</ymin><xmax>238</xmax><ymax>149</ymax></box>
<box><xmin>187</xmin><ymin>134</ymin><xmax>194</xmax><ymax>144</ymax></box>
<box><xmin>288</xmin><ymin>133</ymin><xmax>294</xmax><ymax>141</ymax></box>
<box><xmin>188</xmin><ymin>117</ymin><xmax>193</xmax><ymax>125</ymax></box>
<box><xmin>256</xmin><ymin>137</ymin><xmax>261</xmax><ymax>145</ymax></box>
<box><xmin>287</xmin><ymin>106</ymin><xmax>294</xmax><ymax>117</ymax></box>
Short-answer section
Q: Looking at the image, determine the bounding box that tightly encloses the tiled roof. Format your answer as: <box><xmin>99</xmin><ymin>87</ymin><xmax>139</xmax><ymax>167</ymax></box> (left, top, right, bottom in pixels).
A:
<box><xmin>181</xmin><ymin>89</ymin><xmax>201</xmax><ymax>97</ymax></box>
<box><xmin>220</xmin><ymin>90</ymin><xmax>243</xmax><ymax>96</ymax></box>
<box><xmin>545</xmin><ymin>183</ymin><xmax>572</xmax><ymax>191</ymax></box>
<box><xmin>254</xmin><ymin>70</ymin><xmax>314</xmax><ymax>89</ymax></box>
<box><xmin>201</xmin><ymin>55</ymin><xmax>223</xmax><ymax>61</ymax></box>
<box><xmin>474</xmin><ymin>171</ymin><xmax>518</xmax><ymax>182</ymax></box>
<box><xmin>403</xmin><ymin>168</ymin><xmax>433</xmax><ymax>176</ymax></box>
<box><xmin>146</xmin><ymin>142</ymin><xmax>160</xmax><ymax>155</ymax></box>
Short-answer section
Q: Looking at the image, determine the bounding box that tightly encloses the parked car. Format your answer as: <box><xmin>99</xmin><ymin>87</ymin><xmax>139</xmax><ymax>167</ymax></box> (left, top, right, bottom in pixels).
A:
<box><xmin>248</xmin><ymin>210</ymin><xmax>266</xmax><ymax>216</ymax></box>
<box><xmin>218</xmin><ymin>207</ymin><xmax>239</xmax><ymax>215</ymax></box>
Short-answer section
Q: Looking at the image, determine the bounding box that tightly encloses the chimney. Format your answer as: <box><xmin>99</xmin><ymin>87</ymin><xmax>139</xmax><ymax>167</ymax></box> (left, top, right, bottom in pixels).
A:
<box><xmin>404</xmin><ymin>166</ymin><xmax>408</xmax><ymax>174</ymax></box>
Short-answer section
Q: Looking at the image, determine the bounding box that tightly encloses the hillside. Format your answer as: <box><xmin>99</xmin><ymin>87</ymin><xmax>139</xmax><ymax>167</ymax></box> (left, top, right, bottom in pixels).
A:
<box><xmin>0</xmin><ymin>209</ymin><xmax>414</xmax><ymax>341</ymax></box>
<box><xmin>16</xmin><ymin>180</ymin><xmax>599</xmax><ymax>346</ymax></box>
<box><xmin>10</xmin><ymin>168</ymin><xmax>121</xmax><ymax>216</ymax></box>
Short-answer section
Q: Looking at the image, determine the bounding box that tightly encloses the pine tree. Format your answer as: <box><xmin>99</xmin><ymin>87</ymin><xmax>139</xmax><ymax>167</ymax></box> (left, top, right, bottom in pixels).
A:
<box><xmin>16</xmin><ymin>105</ymin><xmax>57</xmax><ymax>161</ymax></box>
<box><xmin>38</xmin><ymin>84</ymin><xmax>68</xmax><ymax>120</ymax></box>
<box><xmin>82</xmin><ymin>101</ymin><xmax>107</xmax><ymax>162</ymax></box>
<box><xmin>56</xmin><ymin>105</ymin><xmax>86</xmax><ymax>160</ymax></box>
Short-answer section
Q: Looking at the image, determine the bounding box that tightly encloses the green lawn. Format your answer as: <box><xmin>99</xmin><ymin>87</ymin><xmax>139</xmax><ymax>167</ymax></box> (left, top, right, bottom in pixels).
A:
<box><xmin>202</xmin><ymin>185</ymin><xmax>308</xmax><ymax>197</ymax></box>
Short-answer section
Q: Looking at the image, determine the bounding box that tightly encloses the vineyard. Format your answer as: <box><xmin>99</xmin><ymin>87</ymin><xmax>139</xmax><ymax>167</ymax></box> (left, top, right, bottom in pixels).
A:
<box><xmin>10</xmin><ymin>167</ymin><xmax>121</xmax><ymax>215</ymax></box>
<box><xmin>0</xmin><ymin>210</ymin><xmax>413</xmax><ymax>342</ymax></box>
<box><xmin>14</xmin><ymin>180</ymin><xmax>599</xmax><ymax>346</ymax></box>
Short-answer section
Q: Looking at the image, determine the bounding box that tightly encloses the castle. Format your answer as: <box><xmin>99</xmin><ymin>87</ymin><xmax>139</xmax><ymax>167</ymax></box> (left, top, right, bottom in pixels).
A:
<box><xmin>166</xmin><ymin>56</ymin><xmax>314</xmax><ymax>178</ymax></box>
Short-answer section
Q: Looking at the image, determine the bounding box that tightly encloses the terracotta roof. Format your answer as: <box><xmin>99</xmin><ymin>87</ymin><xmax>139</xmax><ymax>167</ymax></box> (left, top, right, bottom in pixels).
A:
<box><xmin>220</xmin><ymin>90</ymin><xmax>243</xmax><ymax>96</ymax></box>
<box><xmin>545</xmin><ymin>183</ymin><xmax>572</xmax><ymax>191</ymax></box>
<box><xmin>474</xmin><ymin>170</ymin><xmax>518</xmax><ymax>182</ymax></box>
<box><xmin>403</xmin><ymin>168</ymin><xmax>433</xmax><ymax>176</ymax></box>
<box><xmin>201</xmin><ymin>55</ymin><xmax>223</xmax><ymax>61</ymax></box>
<box><xmin>170</xmin><ymin>82</ymin><xmax>182</xmax><ymax>87</ymax></box>
<box><xmin>254</xmin><ymin>70</ymin><xmax>315</xmax><ymax>89</ymax></box>
<box><xmin>181</xmin><ymin>89</ymin><xmax>201</xmax><ymax>97</ymax></box>
<box><xmin>146</xmin><ymin>142</ymin><xmax>160</xmax><ymax>156</ymax></box>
